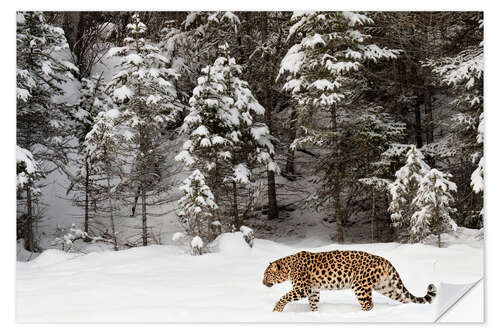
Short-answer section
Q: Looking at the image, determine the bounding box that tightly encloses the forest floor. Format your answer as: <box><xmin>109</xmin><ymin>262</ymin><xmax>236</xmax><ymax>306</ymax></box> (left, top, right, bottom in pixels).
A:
<box><xmin>16</xmin><ymin>227</ymin><xmax>483</xmax><ymax>322</ymax></box>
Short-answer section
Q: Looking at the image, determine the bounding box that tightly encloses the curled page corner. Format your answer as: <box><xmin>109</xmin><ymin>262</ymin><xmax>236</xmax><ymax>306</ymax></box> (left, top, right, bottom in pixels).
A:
<box><xmin>435</xmin><ymin>278</ymin><xmax>483</xmax><ymax>322</ymax></box>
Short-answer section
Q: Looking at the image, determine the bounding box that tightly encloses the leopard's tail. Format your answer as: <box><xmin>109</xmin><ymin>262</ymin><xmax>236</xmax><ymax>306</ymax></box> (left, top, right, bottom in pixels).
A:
<box><xmin>375</xmin><ymin>262</ymin><xmax>437</xmax><ymax>305</ymax></box>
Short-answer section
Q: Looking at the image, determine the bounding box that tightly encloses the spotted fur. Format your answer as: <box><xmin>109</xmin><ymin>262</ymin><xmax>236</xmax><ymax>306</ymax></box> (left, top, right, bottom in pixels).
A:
<box><xmin>262</xmin><ymin>250</ymin><xmax>437</xmax><ymax>312</ymax></box>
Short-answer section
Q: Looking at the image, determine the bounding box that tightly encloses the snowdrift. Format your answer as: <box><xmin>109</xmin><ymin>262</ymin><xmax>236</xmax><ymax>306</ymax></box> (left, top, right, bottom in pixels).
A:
<box><xmin>16</xmin><ymin>231</ymin><xmax>482</xmax><ymax>322</ymax></box>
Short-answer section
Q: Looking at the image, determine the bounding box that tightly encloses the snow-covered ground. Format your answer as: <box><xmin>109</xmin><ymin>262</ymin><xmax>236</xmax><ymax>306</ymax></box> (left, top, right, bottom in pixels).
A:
<box><xmin>16</xmin><ymin>228</ymin><xmax>483</xmax><ymax>322</ymax></box>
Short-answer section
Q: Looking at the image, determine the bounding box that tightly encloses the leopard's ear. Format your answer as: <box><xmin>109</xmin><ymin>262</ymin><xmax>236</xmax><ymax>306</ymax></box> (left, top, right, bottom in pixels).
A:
<box><xmin>270</xmin><ymin>262</ymin><xmax>278</xmax><ymax>272</ymax></box>
<box><xmin>276</xmin><ymin>263</ymin><xmax>281</xmax><ymax>270</ymax></box>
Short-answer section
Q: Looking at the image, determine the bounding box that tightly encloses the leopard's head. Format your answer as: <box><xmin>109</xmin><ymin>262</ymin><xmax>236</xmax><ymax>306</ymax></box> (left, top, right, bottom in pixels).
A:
<box><xmin>263</xmin><ymin>260</ymin><xmax>287</xmax><ymax>287</ymax></box>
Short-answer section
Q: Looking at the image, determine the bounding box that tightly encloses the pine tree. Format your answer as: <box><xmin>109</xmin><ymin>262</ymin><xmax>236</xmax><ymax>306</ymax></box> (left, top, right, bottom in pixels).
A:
<box><xmin>424</xmin><ymin>17</ymin><xmax>483</xmax><ymax>227</ymax></box>
<box><xmin>278</xmin><ymin>11</ymin><xmax>398</xmax><ymax>242</ymax></box>
<box><xmin>176</xmin><ymin>44</ymin><xmax>277</xmax><ymax>230</ymax></box>
<box><xmin>410</xmin><ymin>168</ymin><xmax>457</xmax><ymax>247</ymax></box>
<box><xmin>159</xmin><ymin>20</ymin><xmax>193</xmax><ymax>107</ymax></box>
<box><xmin>243</xmin><ymin>12</ymin><xmax>290</xmax><ymax>219</ymax></box>
<box><xmin>178</xmin><ymin>169</ymin><xmax>218</xmax><ymax>246</ymax></box>
<box><xmin>388</xmin><ymin>145</ymin><xmax>430</xmax><ymax>242</ymax></box>
<box><xmin>105</xmin><ymin>13</ymin><xmax>182</xmax><ymax>246</ymax></box>
<box><xmin>471</xmin><ymin>112</ymin><xmax>484</xmax><ymax>199</ymax></box>
<box><xmin>85</xmin><ymin>108</ymin><xmax>128</xmax><ymax>250</ymax></box>
<box><xmin>16</xmin><ymin>11</ymin><xmax>78</xmax><ymax>252</ymax></box>
<box><xmin>67</xmin><ymin>72</ymin><xmax>112</xmax><ymax>235</ymax></box>
<box><xmin>183</xmin><ymin>11</ymin><xmax>241</xmax><ymax>63</ymax></box>
<box><xmin>16</xmin><ymin>146</ymin><xmax>44</xmax><ymax>243</ymax></box>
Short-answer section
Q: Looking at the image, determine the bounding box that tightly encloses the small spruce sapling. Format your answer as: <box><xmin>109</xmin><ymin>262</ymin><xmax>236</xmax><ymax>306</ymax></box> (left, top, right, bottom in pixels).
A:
<box><xmin>410</xmin><ymin>169</ymin><xmax>457</xmax><ymax>247</ymax></box>
<box><xmin>177</xmin><ymin>169</ymin><xmax>219</xmax><ymax>246</ymax></box>
<box><xmin>388</xmin><ymin>145</ymin><xmax>430</xmax><ymax>242</ymax></box>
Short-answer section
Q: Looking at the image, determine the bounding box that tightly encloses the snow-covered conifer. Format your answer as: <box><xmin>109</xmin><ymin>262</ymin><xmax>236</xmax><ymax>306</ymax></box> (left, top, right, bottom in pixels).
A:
<box><xmin>388</xmin><ymin>145</ymin><xmax>430</xmax><ymax>242</ymax></box>
<box><xmin>470</xmin><ymin>111</ymin><xmax>484</xmax><ymax>212</ymax></box>
<box><xmin>278</xmin><ymin>12</ymin><xmax>398</xmax><ymax>242</ymax></box>
<box><xmin>176</xmin><ymin>44</ymin><xmax>277</xmax><ymax>229</ymax></box>
<box><xmin>68</xmin><ymin>72</ymin><xmax>113</xmax><ymax>234</ymax></box>
<box><xmin>16</xmin><ymin>11</ymin><xmax>78</xmax><ymax>252</ymax></box>
<box><xmin>85</xmin><ymin>108</ymin><xmax>127</xmax><ymax>251</ymax></box>
<box><xmin>178</xmin><ymin>169</ymin><xmax>218</xmax><ymax>245</ymax></box>
<box><xmin>105</xmin><ymin>13</ymin><xmax>183</xmax><ymax>246</ymax></box>
<box><xmin>183</xmin><ymin>11</ymin><xmax>240</xmax><ymax>63</ymax></box>
<box><xmin>410</xmin><ymin>169</ymin><xmax>457</xmax><ymax>246</ymax></box>
<box><xmin>425</xmin><ymin>19</ymin><xmax>483</xmax><ymax>225</ymax></box>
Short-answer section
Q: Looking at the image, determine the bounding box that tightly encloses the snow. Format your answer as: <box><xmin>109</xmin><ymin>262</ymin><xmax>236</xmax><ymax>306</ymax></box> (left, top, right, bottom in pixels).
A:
<box><xmin>16</xmin><ymin>228</ymin><xmax>482</xmax><ymax>322</ymax></box>
<box><xmin>27</xmin><ymin>249</ymin><xmax>77</xmax><ymax>268</ymax></box>
<box><xmin>105</xmin><ymin>108</ymin><xmax>120</xmax><ymax>119</ymax></box>
<box><xmin>471</xmin><ymin>156</ymin><xmax>484</xmax><ymax>193</ymax></box>
<box><xmin>16</xmin><ymin>146</ymin><xmax>38</xmax><ymax>175</ymax></box>
<box><xmin>250</xmin><ymin>126</ymin><xmax>269</xmax><ymax>141</ymax></box>
<box><xmin>184</xmin><ymin>12</ymin><xmax>199</xmax><ymax>29</ymax></box>
<box><xmin>172</xmin><ymin>232</ymin><xmax>185</xmax><ymax>241</ymax></box>
<box><xmin>125</xmin><ymin>53</ymin><xmax>143</xmax><ymax>65</ymax></box>
<box><xmin>112</xmin><ymin>85</ymin><xmax>134</xmax><ymax>102</ymax></box>
<box><xmin>302</xmin><ymin>33</ymin><xmax>325</xmax><ymax>48</ymax></box>
<box><xmin>212</xmin><ymin>232</ymin><xmax>252</xmax><ymax>255</ymax></box>
<box><xmin>16</xmin><ymin>145</ymin><xmax>41</xmax><ymax>188</ymax></box>
<box><xmin>309</xmin><ymin>79</ymin><xmax>341</xmax><ymax>91</ymax></box>
<box><xmin>106</xmin><ymin>46</ymin><xmax>127</xmax><ymax>58</ymax></box>
<box><xmin>278</xmin><ymin>44</ymin><xmax>305</xmax><ymax>77</ymax></box>
<box><xmin>233</xmin><ymin>163</ymin><xmax>250</xmax><ymax>183</ymax></box>
<box><xmin>361</xmin><ymin>44</ymin><xmax>399</xmax><ymax>62</ymax></box>
<box><xmin>240</xmin><ymin>226</ymin><xmax>253</xmax><ymax>236</ymax></box>
<box><xmin>342</xmin><ymin>11</ymin><xmax>373</xmax><ymax>27</ymax></box>
<box><xmin>192</xmin><ymin>125</ymin><xmax>209</xmax><ymax>136</ymax></box>
<box><xmin>191</xmin><ymin>236</ymin><xmax>203</xmax><ymax>248</ymax></box>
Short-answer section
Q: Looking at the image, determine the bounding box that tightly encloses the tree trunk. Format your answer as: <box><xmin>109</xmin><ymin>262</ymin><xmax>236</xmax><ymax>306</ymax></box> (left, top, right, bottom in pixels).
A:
<box><xmin>141</xmin><ymin>171</ymin><xmax>148</xmax><ymax>246</ymax></box>
<box><xmin>371</xmin><ymin>188</ymin><xmax>376</xmax><ymax>242</ymax></box>
<box><xmin>424</xmin><ymin>85</ymin><xmax>435</xmax><ymax>167</ymax></box>
<box><xmin>285</xmin><ymin>109</ymin><xmax>298</xmax><ymax>176</ymax></box>
<box><xmin>62</xmin><ymin>12</ymin><xmax>81</xmax><ymax>53</ymax></box>
<box><xmin>414</xmin><ymin>99</ymin><xmax>423</xmax><ymax>148</ymax></box>
<box><xmin>104</xmin><ymin>153</ymin><xmax>118</xmax><ymax>251</ymax></box>
<box><xmin>24</xmin><ymin>187</ymin><xmax>36</xmax><ymax>252</ymax></box>
<box><xmin>397</xmin><ymin>61</ymin><xmax>411</xmax><ymax>144</ymax></box>
<box><xmin>84</xmin><ymin>158</ymin><xmax>90</xmax><ymax>235</ymax></box>
<box><xmin>437</xmin><ymin>216</ymin><xmax>442</xmax><ymax>248</ymax></box>
<box><xmin>423</xmin><ymin>13</ymin><xmax>435</xmax><ymax>151</ymax></box>
<box><xmin>131</xmin><ymin>187</ymin><xmax>140</xmax><ymax>217</ymax></box>
<box><xmin>424</xmin><ymin>88</ymin><xmax>433</xmax><ymax>144</ymax></box>
<box><xmin>23</xmin><ymin>132</ymin><xmax>37</xmax><ymax>252</ymax></box>
<box><xmin>331</xmin><ymin>106</ymin><xmax>343</xmax><ymax>243</ymax></box>
<box><xmin>232</xmin><ymin>181</ymin><xmax>240</xmax><ymax>228</ymax></box>
<box><xmin>260</xmin><ymin>12</ymin><xmax>279</xmax><ymax>220</ymax></box>
<box><xmin>262</xmin><ymin>86</ymin><xmax>278</xmax><ymax>219</ymax></box>
<box><xmin>138</xmin><ymin>122</ymin><xmax>148</xmax><ymax>246</ymax></box>
<box><xmin>266</xmin><ymin>170</ymin><xmax>279</xmax><ymax>219</ymax></box>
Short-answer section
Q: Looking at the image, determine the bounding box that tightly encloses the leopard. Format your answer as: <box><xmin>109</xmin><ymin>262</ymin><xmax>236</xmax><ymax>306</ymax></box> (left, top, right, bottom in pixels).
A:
<box><xmin>262</xmin><ymin>250</ymin><xmax>437</xmax><ymax>312</ymax></box>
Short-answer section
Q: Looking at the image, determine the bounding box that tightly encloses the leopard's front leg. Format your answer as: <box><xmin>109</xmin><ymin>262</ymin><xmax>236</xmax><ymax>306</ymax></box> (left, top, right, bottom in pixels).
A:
<box><xmin>273</xmin><ymin>288</ymin><xmax>309</xmax><ymax>312</ymax></box>
<box><xmin>308</xmin><ymin>291</ymin><xmax>320</xmax><ymax>312</ymax></box>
